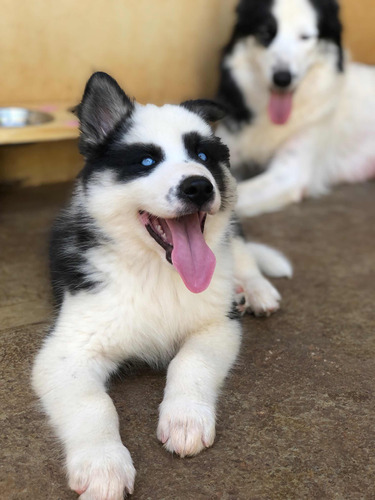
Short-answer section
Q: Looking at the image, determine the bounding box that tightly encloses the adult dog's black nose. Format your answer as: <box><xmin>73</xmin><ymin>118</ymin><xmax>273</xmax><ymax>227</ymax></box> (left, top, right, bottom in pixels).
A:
<box><xmin>273</xmin><ymin>70</ymin><xmax>292</xmax><ymax>88</ymax></box>
<box><xmin>179</xmin><ymin>176</ymin><xmax>214</xmax><ymax>207</ymax></box>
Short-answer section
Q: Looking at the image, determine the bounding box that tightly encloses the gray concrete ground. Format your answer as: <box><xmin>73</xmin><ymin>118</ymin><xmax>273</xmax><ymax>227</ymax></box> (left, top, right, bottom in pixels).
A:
<box><xmin>1</xmin><ymin>182</ymin><xmax>374</xmax><ymax>500</ymax></box>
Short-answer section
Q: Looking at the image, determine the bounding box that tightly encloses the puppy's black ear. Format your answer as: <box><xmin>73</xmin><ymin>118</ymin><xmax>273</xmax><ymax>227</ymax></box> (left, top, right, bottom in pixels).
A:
<box><xmin>77</xmin><ymin>72</ymin><xmax>134</xmax><ymax>156</ymax></box>
<box><xmin>180</xmin><ymin>99</ymin><xmax>227</xmax><ymax>123</ymax></box>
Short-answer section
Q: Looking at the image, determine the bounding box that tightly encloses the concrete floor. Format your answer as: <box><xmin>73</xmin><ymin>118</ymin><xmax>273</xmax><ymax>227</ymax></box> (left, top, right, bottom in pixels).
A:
<box><xmin>1</xmin><ymin>181</ymin><xmax>375</xmax><ymax>500</ymax></box>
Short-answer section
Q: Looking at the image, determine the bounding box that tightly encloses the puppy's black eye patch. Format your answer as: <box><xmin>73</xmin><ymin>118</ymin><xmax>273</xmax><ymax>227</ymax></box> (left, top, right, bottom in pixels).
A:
<box><xmin>183</xmin><ymin>132</ymin><xmax>230</xmax><ymax>169</ymax></box>
<box><xmin>81</xmin><ymin>143</ymin><xmax>165</xmax><ymax>183</ymax></box>
<box><xmin>183</xmin><ymin>132</ymin><xmax>230</xmax><ymax>200</ymax></box>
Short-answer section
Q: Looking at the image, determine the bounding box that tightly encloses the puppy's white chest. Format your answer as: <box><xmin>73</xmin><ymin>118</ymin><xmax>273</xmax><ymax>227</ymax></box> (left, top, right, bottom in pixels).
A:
<box><xmin>73</xmin><ymin>249</ymin><xmax>232</xmax><ymax>364</ymax></box>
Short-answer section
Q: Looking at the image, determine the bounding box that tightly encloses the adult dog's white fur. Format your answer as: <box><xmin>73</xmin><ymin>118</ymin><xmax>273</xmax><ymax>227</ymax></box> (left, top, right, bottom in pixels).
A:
<box><xmin>217</xmin><ymin>0</ymin><xmax>375</xmax><ymax>217</ymax></box>
<box><xmin>32</xmin><ymin>73</ymin><xmax>291</xmax><ymax>499</ymax></box>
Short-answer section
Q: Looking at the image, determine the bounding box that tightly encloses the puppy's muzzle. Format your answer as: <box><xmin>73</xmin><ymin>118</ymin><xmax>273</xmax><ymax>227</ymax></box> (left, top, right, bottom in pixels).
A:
<box><xmin>178</xmin><ymin>176</ymin><xmax>214</xmax><ymax>209</ymax></box>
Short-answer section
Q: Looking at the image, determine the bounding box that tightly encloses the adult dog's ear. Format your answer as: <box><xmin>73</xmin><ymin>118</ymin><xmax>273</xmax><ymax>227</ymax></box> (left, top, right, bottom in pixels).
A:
<box><xmin>180</xmin><ymin>99</ymin><xmax>227</xmax><ymax>123</ymax></box>
<box><xmin>313</xmin><ymin>0</ymin><xmax>343</xmax><ymax>71</ymax></box>
<box><xmin>77</xmin><ymin>72</ymin><xmax>134</xmax><ymax>156</ymax></box>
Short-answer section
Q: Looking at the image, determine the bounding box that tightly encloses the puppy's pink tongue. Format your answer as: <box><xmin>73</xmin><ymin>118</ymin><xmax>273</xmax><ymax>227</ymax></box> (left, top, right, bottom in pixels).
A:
<box><xmin>268</xmin><ymin>92</ymin><xmax>293</xmax><ymax>125</ymax></box>
<box><xmin>166</xmin><ymin>214</ymin><xmax>216</xmax><ymax>293</ymax></box>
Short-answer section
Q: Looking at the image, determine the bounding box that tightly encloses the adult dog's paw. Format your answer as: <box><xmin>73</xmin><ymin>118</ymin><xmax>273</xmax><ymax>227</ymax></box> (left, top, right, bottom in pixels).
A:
<box><xmin>157</xmin><ymin>399</ymin><xmax>215</xmax><ymax>457</ymax></box>
<box><xmin>237</xmin><ymin>275</ymin><xmax>281</xmax><ymax>317</ymax></box>
<box><xmin>67</xmin><ymin>443</ymin><xmax>136</xmax><ymax>499</ymax></box>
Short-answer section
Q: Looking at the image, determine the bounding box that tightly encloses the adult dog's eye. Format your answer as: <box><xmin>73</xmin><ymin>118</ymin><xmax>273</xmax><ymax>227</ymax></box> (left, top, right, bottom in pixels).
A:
<box><xmin>257</xmin><ymin>24</ymin><xmax>276</xmax><ymax>44</ymax></box>
<box><xmin>260</xmin><ymin>28</ymin><xmax>272</xmax><ymax>39</ymax></box>
<box><xmin>198</xmin><ymin>152</ymin><xmax>207</xmax><ymax>161</ymax></box>
<box><xmin>141</xmin><ymin>157</ymin><xmax>155</xmax><ymax>167</ymax></box>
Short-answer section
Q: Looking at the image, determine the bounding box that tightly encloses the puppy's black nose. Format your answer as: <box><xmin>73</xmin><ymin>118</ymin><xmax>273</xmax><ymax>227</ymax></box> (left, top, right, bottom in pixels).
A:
<box><xmin>273</xmin><ymin>70</ymin><xmax>292</xmax><ymax>88</ymax></box>
<box><xmin>179</xmin><ymin>176</ymin><xmax>214</xmax><ymax>207</ymax></box>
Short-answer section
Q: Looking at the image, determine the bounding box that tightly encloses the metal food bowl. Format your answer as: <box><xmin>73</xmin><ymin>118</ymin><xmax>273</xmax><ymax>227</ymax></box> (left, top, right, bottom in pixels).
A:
<box><xmin>0</xmin><ymin>107</ymin><xmax>54</xmax><ymax>128</ymax></box>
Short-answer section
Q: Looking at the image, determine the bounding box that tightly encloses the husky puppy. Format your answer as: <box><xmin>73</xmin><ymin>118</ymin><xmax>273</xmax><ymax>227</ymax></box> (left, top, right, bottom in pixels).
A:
<box><xmin>32</xmin><ymin>72</ymin><xmax>291</xmax><ymax>499</ymax></box>
<box><xmin>217</xmin><ymin>0</ymin><xmax>375</xmax><ymax>217</ymax></box>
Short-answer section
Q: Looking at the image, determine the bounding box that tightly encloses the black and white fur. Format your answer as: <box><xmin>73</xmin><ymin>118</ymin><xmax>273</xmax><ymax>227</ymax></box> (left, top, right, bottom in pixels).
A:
<box><xmin>32</xmin><ymin>72</ymin><xmax>291</xmax><ymax>499</ymax></box>
<box><xmin>217</xmin><ymin>0</ymin><xmax>375</xmax><ymax>217</ymax></box>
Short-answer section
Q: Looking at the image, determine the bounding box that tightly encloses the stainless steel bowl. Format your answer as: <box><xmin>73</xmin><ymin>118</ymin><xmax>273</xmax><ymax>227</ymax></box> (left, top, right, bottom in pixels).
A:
<box><xmin>0</xmin><ymin>107</ymin><xmax>54</xmax><ymax>128</ymax></box>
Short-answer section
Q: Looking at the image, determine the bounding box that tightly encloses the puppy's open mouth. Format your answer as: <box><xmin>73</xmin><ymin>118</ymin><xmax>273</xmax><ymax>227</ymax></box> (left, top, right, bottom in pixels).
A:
<box><xmin>139</xmin><ymin>211</ymin><xmax>216</xmax><ymax>294</ymax></box>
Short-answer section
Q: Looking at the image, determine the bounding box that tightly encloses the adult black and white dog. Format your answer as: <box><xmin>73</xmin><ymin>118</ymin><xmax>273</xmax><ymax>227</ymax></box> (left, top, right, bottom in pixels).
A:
<box><xmin>217</xmin><ymin>0</ymin><xmax>375</xmax><ymax>216</ymax></box>
<box><xmin>32</xmin><ymin>72</ymin><xmax>291</xmax><ymax>499</ymax></box>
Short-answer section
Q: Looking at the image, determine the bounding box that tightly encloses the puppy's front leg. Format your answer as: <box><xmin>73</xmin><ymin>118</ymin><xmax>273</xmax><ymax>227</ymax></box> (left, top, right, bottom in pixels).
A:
<box><xmin>32</xmin><ymin>328</ymin><xmax>136</xmax><ymax>500</ymax></box>
<box><xmin>232</xmin><ymin>237</ymin><xmax>292</xmax><ymax>317</ymax></box>
<box><xmin>157</xmin><ymin>318</ymin><xmax>241</xmax><ymax>457</ymax></box>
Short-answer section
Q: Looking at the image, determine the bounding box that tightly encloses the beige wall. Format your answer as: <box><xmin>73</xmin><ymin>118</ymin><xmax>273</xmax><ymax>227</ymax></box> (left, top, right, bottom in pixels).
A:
<box><xmin>1</xmin><ymin>0</ymin><xmax>375</xmax><ymax>187</ymax></box>
<box><xmin>1</xmin><ymin>0</ymin><xmax>374</xmax><ymax>108</ymax></box>
<box><xmin>341</xmin><ymin>0</ymin><xmax>375</xmax><ymax>64</ymax></box>
<box><xmin>0</xmin><ymin>0</ymin><xmax>237</xmax><ymax>107</ymax></box>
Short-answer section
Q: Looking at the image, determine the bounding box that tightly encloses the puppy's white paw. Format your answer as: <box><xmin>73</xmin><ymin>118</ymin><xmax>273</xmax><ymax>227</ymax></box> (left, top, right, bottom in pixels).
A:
<box><xmin>237</xmin><ymin>276</ymin><xmax>281</xmax><ymax>317</ymax></box>
<box><xmin>67</xmin><ymin>443</ymin><xmax>136</xmax><ymax>499</ymax></box>
<box><xmin>157</xmin><ymin>399</ymin><xmax>215</xmax><ymax>457</ymax></box>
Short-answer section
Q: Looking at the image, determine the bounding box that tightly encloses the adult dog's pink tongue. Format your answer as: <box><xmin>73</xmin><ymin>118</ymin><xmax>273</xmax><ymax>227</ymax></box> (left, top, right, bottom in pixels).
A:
<box><xmin>268</xmin><ymin>92</ymin><xmax>293</xmax><ymax>125</ymax></box>
<box><xmin>166</xmin><ymin>214</ymin><xmax>216</xmax><ymax>293</ymax></box>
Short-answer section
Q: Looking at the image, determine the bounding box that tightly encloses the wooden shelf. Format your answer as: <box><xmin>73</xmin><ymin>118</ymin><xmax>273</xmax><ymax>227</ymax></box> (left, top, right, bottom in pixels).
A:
<box><xmin>0</xmin><ymin>102</ymin><xmax>79</xmax><ymax>145</ymax></box>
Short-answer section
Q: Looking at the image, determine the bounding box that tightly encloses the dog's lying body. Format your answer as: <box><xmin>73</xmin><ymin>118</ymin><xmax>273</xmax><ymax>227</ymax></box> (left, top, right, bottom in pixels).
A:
<box><xmin>216</xmin><ymin>0</ymin><xmax>375</xmax><ymax>217</ymax></box>
<box><xmin>32</xmin><ymin>72</ymin><xmax>291</xmax><ymax>499</ymax></box>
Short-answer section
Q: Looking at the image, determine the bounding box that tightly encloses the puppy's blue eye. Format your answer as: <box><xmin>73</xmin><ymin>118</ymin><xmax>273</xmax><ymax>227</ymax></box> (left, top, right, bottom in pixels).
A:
<box><xmin>198</xmin><ymin>152</ymin><xmax>207</xmax><ymax>162</ymax></box>
<box><xmin>141</xmin><ymin>157</ymin><xmax>155</xmax><ymax>167</ymax></box>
